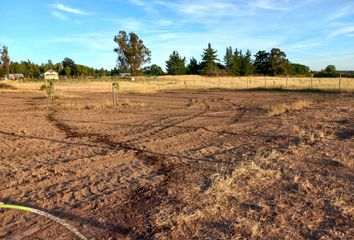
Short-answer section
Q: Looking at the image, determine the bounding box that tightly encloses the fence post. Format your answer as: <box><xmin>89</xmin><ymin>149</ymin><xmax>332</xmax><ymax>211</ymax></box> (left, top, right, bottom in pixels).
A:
<box><xmin>286</xmin><ymin>75</ymin><xmax>288</xmax><ymax>89</ymax></box>
<box><xmin>339</xmin><ymin>73</ymin><xmax>342</xmax><ymax>92</ymax></box>
<box><xmin>311</xmin><ymin>74</ymin><xmax>313</xmax><ymax>89</ymax></box>
<box><xmin>112</xmin><ymin>84</ymin><xmax>116</xmax><ymax>107</ymax></box>
<box><xmin>265</xmin><ymin>75</ymin><xmax>267</xmax><ymax>88</ymax></box>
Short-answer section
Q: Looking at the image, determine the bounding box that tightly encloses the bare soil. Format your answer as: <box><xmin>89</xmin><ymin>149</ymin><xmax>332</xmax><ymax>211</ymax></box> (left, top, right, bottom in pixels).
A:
<box><xmin>0</xmin><ymin>90</ymin><xmax>353</xmax><ymax>239</ymax></box>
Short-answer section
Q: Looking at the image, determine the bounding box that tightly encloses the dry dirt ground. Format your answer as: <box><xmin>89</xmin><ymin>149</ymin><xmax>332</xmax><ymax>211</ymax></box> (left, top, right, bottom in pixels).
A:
<box><xmin>0</xmin><ymin>90</ymin><xmax>353</xmax><ymax>239</ymax></box>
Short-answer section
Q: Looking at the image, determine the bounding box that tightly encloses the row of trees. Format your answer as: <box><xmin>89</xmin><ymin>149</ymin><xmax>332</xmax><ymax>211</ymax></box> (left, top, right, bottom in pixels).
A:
<box><xmin>0</xmin><ymin>31</ymin><xmax>346</xmax><ymax>79</ymax></box>
<box><xmin>113</xmin><ymin>31</ymin><xmax>313</xmax><ymax>77</ymax></box>
<box><xmin>0</xmin><ymin>45</ymin><xmax>110</xmax><ymax>79</ymax></box>
<box><xmin>114</xmin><ymin>31</ymin><xmax>344</xmax><ymax>78</ymax></box>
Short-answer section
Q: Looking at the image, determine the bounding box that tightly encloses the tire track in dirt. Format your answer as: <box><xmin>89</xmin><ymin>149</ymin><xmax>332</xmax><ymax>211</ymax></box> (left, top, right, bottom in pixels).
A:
<box><xmin>223</xmin><ymin>98</ymin><xmax>248</xmax><ymax>124</ymax></box>
<box><xmin>113</xmin><ymin>97</ymin><xmax>205</xmax><ymax>140</ymax></box>
<box><xmin>47</xmin><ymin>108</ymin><xmax>248</xmax><ymax>170</ymax></box>
<box><xmin>124</xmin><ymin>98</ymin><xmax>211</xmax><ymax>144</ymax></box>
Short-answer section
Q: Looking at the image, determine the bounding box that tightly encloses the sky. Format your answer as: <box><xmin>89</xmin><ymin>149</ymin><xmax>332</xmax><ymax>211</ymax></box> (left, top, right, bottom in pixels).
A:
<box><xmin>1</xmin><ymin>0</ymin><xmax>354</xmax><ymax>71</ymax></box>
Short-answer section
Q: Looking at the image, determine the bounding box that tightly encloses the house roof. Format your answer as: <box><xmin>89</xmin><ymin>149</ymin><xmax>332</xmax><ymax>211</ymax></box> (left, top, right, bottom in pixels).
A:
<box><xmin>44</xmin><ymin>69</ymin><xmax>58</xmax><ymax>75</ymax></box>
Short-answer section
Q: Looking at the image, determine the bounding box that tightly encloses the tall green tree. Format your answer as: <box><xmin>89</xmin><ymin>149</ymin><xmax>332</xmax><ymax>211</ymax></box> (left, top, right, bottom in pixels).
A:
<box><xmin>201</xmin><ymin>43</ymin><xmax>219</xmax><ymax>76</ymax></box>
<box><xmin>114</xmin><ymin>31</ymin><xmax>151</xmax><ymax>76</ymax></box>
<box><xmin>270</xmin><ymin>48</ymin><xmax>290</xmax><ymax>76</ymax></box>
<box><xmin>290</xmin><ymin>63</ymin><xmax>310</xmax><ymax>76</ymax></box>
<box><xmin>254</xmin><ymin>50</ymin><xmax>271</xmax><ymax>75</ymax></box>
<box><xmin>165</xmin><ymin>51</ymin><xmax>186</xmax><ymax>75</ymax></box>
<box><xmin>1</xmin><ymin>45</ymin><xmax>10</xmax><ymax>76</ymax></box>
<box><xmin>314</xmin><ymin>65</ymin><xmax>339</xmax><ymax>77</ymax></box>
<box><xmin>0</xmin><ymin>46</ymin><xmax>3</xmax><ymax>77</ymax></box>
<box><xmin>186</xmin><ymin>57</ymin><xmax>202</xmax><ymax>74</ymax></box>
<box><xmin>325</xmin><ymin>65</ymin><xmax>337</xmax><ymax>73</ymax></box>
<box><xmin>224</xmin><ymin>46</ymin><xmax>233</xmax><ymax>73</ymax></box>
<box><xmin>230</xmin><ymin>49</ymin><xmax>243</xmax><ymax>76</ymax></box>
<box><xmin>241</xmin><ymin>49</ymin><xmax>254</xmax><ymax>76</ymax></box>
<box><xmin>64</xmin><ymin>66</ymin><xmax>71</xmax><ymax>78</ymax></box>
<box><xmin>62</xmin><ymin>58</ymin><xmax>76</xmax><ymax>76</ymax></box>
<box><xmin>143</xmin><ymin>64</ymin><xmax>164</xmax><ymax>76</ymax></box>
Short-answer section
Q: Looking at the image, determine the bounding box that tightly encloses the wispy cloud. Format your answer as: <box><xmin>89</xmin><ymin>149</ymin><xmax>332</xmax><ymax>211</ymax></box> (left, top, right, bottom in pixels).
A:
<box><xmin>251</xmin><ymin>0</ymin><xmax>289</xmax><ymax>11</ymax></box>
<box><xmin>52</xmin><ymin>3</ymin><xmax>90</xmax><ymax>15</ymax></box>
<box><xmin>287</xmin><ymin>39</ymin><xmax>322</xmax><ymax>50</ymax></box>
<box><xmin>154</xmin><ymin>0</ymin><xmax>248</xmax><ymax>18</ymax></box>
<box><xmin>328</xmin><ymin>25</ymin><xmax>354</xmax><ymax>38</ymax></box>
<box><xmin>328</xmin><ymin>4</ymin><xmax>354</xmax><ymax>21</ymax></box>
<box><xmin>51</xmin><ymin>11</ymin><xmax>68</xmax><ymax>21</ymax></box>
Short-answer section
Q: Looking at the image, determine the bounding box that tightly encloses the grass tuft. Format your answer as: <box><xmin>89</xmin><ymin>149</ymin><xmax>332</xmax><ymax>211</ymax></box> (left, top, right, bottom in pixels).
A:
<box><xmin>262</xmin><ymin>99</ymin><xmax>312</xmax><ymax>116</ymax></box>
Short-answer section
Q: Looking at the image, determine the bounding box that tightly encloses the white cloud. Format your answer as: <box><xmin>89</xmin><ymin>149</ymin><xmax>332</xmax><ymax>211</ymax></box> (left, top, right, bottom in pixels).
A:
<box><xmin>328</xmin><ymin>4</ymin><xmax>354</xmax><ymax>21</ymax></box>
<box><xmin>251</xmin><ymin>0</ymin><xmax>289</xmax><ymax>11</ymax></box>
<box><xmin>328</xmin><ymin>25</ymin><xmax>354</xmax><ymax>38</ymax></box>
<box><xmin>51</xmin><ymin>11</ymin><xmax>68</xmax><ymax>21</ymax></box>
<box><xmin>128</xmin><ymin>0</ymin><xmax>145</xmax><ymax>6</ymax></box>
<box><xmin>52</xmin><ymin>3</ymin><xmax>90</xmax><ymax>15</ymax></box>
<box><xmin>287</xmin><ymin>39</ymin><xmax>322</xmax><ymax>50</ymax></box>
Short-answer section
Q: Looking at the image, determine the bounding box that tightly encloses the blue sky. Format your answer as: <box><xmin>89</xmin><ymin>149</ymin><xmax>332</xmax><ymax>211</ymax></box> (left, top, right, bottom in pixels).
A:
<box><xmin>1</xmin><ymin>0</ymin><xmax>354</xmax><ymax>71</ymax></box>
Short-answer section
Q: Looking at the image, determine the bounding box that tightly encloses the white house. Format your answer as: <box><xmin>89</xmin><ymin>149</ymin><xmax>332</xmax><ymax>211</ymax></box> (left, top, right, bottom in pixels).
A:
<box><xmin>44</xmin><ymin>70</ymin><xmax>59</xmax><ymax>80</ymax></box>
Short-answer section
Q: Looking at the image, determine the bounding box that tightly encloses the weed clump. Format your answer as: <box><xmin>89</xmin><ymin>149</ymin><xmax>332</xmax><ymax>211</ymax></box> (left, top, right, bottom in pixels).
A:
<box><xmin>262</xmin><ymin>99</ymin><xmax>311</xmax><ymax>116</ymax></box>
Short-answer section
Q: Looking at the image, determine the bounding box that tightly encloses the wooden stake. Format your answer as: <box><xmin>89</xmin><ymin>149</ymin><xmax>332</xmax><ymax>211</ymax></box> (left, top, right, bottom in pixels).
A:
<box><xmin>112</xmin><ymin>84</ymin><xmax>116</xmax><ymax>107</ymax></box>
<box><xmin>339</xmin><ymin>74</ymin><xmax>342</xmax><ymax>91</ymax></box>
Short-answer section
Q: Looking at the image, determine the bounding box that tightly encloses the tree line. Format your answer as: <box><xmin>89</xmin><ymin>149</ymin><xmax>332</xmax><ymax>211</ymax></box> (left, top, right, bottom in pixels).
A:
<box><xmin>0</xmin><ymin>31</ymin><xmax>349</xmax><ymax>79</ymax></box>
<box><xmin>0</xmin><ymin>45</ymin><xmax>110</xmax><ymax>79</ymax></box>
<box><xmin>114</xmin><ymin>31</ymin><xmax>347</xmax><ymax>78</ymax></box>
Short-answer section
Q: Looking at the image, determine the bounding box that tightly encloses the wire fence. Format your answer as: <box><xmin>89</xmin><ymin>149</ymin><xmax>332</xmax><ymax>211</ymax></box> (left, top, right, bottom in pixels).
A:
<box><xmin>52</xmin><ymin>75</ymin><xmax>354</xmax><ymax>93</ymax></box>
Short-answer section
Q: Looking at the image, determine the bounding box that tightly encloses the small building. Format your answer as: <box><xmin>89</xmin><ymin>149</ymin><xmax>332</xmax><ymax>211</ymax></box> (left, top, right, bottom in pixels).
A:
<box><xmin>8</xmin><ymin>74</ymin><xmax>24</xmax><ymax>80</ymax></box>
<box><xmin>44</xmin><ymin>70</ymin><xmax>59</xmax><ymax>80</ymax></box>
<box><xmin>119</xmin><ymin>73</ymin><xmax>135</xmax><ymax>81</ymax></box>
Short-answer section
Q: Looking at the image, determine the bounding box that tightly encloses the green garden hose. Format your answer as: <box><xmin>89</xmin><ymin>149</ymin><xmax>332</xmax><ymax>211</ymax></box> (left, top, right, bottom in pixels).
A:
<box><xmin>0</xmin><ymin>202</ymin><xmax>88</xmax><ymax>240</ymax></box>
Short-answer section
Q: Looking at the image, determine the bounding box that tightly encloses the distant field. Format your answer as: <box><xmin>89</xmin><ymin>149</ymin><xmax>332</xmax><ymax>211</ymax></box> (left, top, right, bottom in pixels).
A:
<box><xmin>1</xmin><ymin>75</ymin><xmax>353</xmax><ymax>93</ymax></box>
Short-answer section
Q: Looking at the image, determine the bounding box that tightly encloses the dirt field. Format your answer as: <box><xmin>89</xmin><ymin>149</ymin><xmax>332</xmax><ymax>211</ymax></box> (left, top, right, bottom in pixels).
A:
<box><xmin>0</xmin><ymin>89</ymin><xmax>353</xmax><ymax>239</ymax></box>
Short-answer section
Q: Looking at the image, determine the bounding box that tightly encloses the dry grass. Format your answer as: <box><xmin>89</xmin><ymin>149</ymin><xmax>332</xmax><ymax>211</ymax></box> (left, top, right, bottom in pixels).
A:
<box><xmin>0</xmin><ymin>83</ymin><xmax>17</xmax><ymax>90</ymax></box>
<box><xmin>56</xmin><ymin>101</ymin><xmax>114</xmax><ymax>110</ymax></box>
<box><xmin>151</xmin><ymin>145</ymin><xmax>353</xmax><ymax>239</ymax></box>
<box><xmin>35</xmin><ymin>98</ymin><xmax>137</xmax><ymax>111</ymax></box>
<box><xmin>336</xmin><ymin>154</ymin><xmax>354</xmax><ymax>169</ymax></box>
<box><xmin>262</xmin><ymin>99</ymin><xmax>312</xmax><ymax>116</ymax></box>
<box><xmin>2</xmin><ymin>75</ymin><xmax>354</xmax><ymax>94</ymax></box>
<box><xmin>54</xmin><ymin>92</ymin><xmax>80</xmax><ymax>99</ymax></box>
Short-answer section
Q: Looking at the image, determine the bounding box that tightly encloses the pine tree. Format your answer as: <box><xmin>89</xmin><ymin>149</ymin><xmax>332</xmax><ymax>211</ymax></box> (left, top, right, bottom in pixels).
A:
<box><xmin>224</xmin><ymin>46</ymin><xmax>233</xmax><ymax>73</ymax></box>
<box><xmin>229</xmin><ymin>49</ymin><xmax>242</xmax><ymax>76</ymax></box>
<box><xmin>201</xmin><ymin>43</ymin><xmax>219</xmax><ymax>76</ymax></box>
<box><xmin>241</xmin><ymin>50</ymin><xmax>254</xmax><ymax>76</ymax></box>
<box><xmin>165</xmin><ymin>51</ymin><xmax>186</xmax><ymax>75</ymax></box>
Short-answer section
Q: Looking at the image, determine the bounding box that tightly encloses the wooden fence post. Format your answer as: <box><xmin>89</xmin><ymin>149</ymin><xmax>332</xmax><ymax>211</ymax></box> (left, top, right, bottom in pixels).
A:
<box><xmin>339</xmin><ymin>73</ymin><xmax>342</xmax><ymax>92</ymax></box>
<box><xmin>286</xmin><ymin>75</ymin><xmax>288</xmax><ymax>89</ymax></box>
<box><xmin>265</xmin><ymin>75</ymin><xmax>267</xmax><ymax>88</ymax></box>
